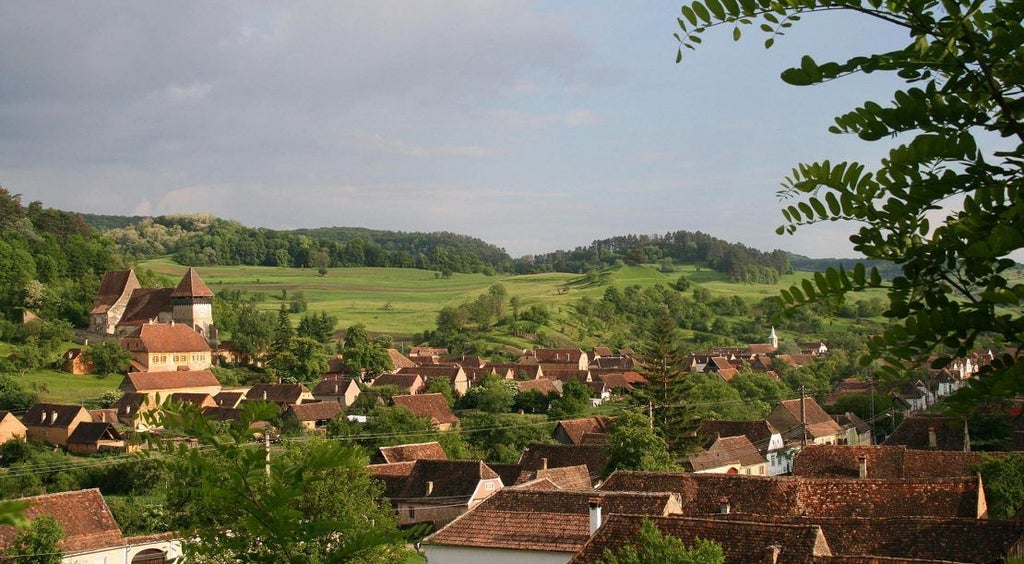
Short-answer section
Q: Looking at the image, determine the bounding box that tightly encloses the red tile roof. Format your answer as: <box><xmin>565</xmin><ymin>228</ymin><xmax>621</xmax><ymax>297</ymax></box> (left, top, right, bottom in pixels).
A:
<box><xmin>425</xmin><ymin>490</ymin><xmax>680</xmax><ymax>553</ymax></box>
<box><xmin>284</xmin><ymin>401</ymin><xmax>342</xmax><ymax>422</ymax></box>
<box><xmin>23</xmin><ymin>403</ymin><xmax>90</xmax><ymax>428</ymax></box>
<box><xmin>125</xmin><ymin>322</ymin><xmax>210</xmax><ymax>353</ymax></box>
<box><xmin>91</xmin><ymin>270</ymin><xmax>138</xmax><ymax>314</ymax></box>
<box><xmin>245</xmin><ymin>383</ymin><xmax>310</xmax><ymax>404</ymax></box>
<box><xmin>697</xmin><ymin>420</ymin><xmax>781</xmax><ymax>455</ymax></box>
<box><xmin>516</xmin><ymin>379</ymin><xmax>562</xmax><ymax>395</ymax></box>
<box><xmin>392</xmin><ymin>393</ymin><xmax>459</xmax><ymax>426</ymax></box>
<box><xmin>396</xmin><ymin>459</ymin><xmax>499</xmax><ymax>500</ymax></box>
<box><xmin>170</xmin><ymin>267</ymin><xmax>214</xmax><ymax>298</ymax></box>
<box><xmin>882</xmin><ymin>414</ymin><xmax>970</xmax><ymax>451</ymax></box>
<box><xmin>118</xmin><ymin>288</ymin><xmax>174</xmax><ymax>326</ymax></box>
<box><xmin>376</xmin><ymin>441</ymin><xmax>449</xmax><ymax>464</ymax></box>
<box><xmin>372</xmin><ymin>373</ymin><xmax>425</xmax><ymax>393</ymax></box>
<box><xmin>686</xmin><ymin>435</ymin><xmax>766</xmax><ymax>471</ymax></box>
<box><xmin>792</xmin><ymin>445</ymin><xmax>984</xmax><ymax>479</ymax></box>
<box><xmin>570</xmin><ymin>514</ymin><xmax>831</xmax><ymax>563</ymax></box>
<box><xmin>555</xmin><ymin>417</ymin><xmax>613</xmax><ymax>445</ymax></box>
<box><xmin>599</xmin><ymin>472</ymin><xmax>986</xmax><ymax>519</ymax></box>
<box><xmin>0</xmin><ymin>489</ymin><xmax>124</xmax><ymax>554</ymax></box>
<box><xmin>387</xmin><ymin>348</ymin><xmax>417</xmax><ymax>369</ymax></box>
<box><xmin>519</xmin><ymin>444</ymin><xmax>607</xmax><ymax>484</ymax></box>
<box><xmin>121</xmin><ymin>370</ymin><xmax>220</xmax><ymax>393</ymax></box>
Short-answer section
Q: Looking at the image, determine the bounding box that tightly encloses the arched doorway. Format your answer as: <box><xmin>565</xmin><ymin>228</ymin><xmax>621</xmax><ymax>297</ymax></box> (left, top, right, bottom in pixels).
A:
<box><xmin>131</xmin><ymin>549</ymin><xmax>166</xmax><ymax>563</ymax></box>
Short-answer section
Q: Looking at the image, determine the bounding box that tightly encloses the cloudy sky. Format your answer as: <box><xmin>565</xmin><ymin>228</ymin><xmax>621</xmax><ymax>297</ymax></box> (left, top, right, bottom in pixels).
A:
<box><xmin>0</xmin><ymin>2</ymin><xmax>911</xmax><ymax>258</ymax></box>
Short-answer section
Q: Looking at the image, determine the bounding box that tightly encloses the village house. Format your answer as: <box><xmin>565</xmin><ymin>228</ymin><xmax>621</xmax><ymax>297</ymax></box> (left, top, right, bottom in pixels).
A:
<box><xmin>372</xmin><ymin>373</ymin><xmax>426</xmax><ymax>396</ymax></box>
<box><xmin>60</xmin><ymin>347</ymin><xmax>94</xmax><ymax>375</ymax></box>
<box><xmin>883</xmin><ymin>413</ymin><xmax>972</xmax><ymax>451</ymax></box>
<box><xmin>66</xmin><ymin>422</ymin><xmax>128</xmax><ymax>455</ymax></box>
<box><xmin>553</xmin><ymin>417</ymin><xmax>613</xmax><ymax>446</ymax></box>
<box><xmin>373</xmin><ymin>441</ymin><xmax>449</xmax><ymax>465</ymax></box>
<box><xmin>487</xmin><ymin>363</ymin><xmax>544</xmax><ymax>381</ymax></box>
<box><xmin>91</xmin><ymin>267</ymin><xmax>215</xmax><ymax>342</ymax></box>
<box><xmin>0</xmin><ymin>489</ymin><xmax>181</xmax><ymax>564</ymax></box>
<box><xmin>243</xmin><ymin>383</ymin><xmax>314</xmax><ymax>408</ymax></box>
<box><xmin>407</xmin><ymin>346</ymin><xmax>448</xmax><ymax>364</ymax></box>
<box><xmin>396</xmin><ymin>365</ymin><xmax>469</xmax><ymax>396</ymax></box>
<box><xmin>391</xmin><ymin>459</ymin><xmax>503</xmax><ymax>529</ymax></box>
<box><xmin>23</xmin><ymin>403</ymin><xmax>92</xmax><ymax>446</ymax></box>
<box><xmin>0</xmin><ymin>411</ymin><xmax>27</xmax><ymax>443</ymax></box>
<box><xmin>767</xmin><ymin>397</ymin><xmax>846</xmax><ymax>446</ymax></box>
<box><xmin>697</xmin><ymin>419</ymin><xmax>791</xmax><ymax>476</ymax></box>
<box><xmin>120</xmin><ymin>322</ymin><xmax>212</xmax><ymax>373</ymax></box>
<box><xmin>520</xmin><ymin>348</ymin><xmax>590</xmax><ymax>372</ymax></box>
<box><xmin>311</xmin><ymin>375</ymin><xmax>361</xmax><ymax>406</ymax></box>
<box><xmin>119</xmin><ymin>370</ymin><xmax>222</xmax><ymax>404</ymax></box>
<box><xmin>515</xmin><ymin>378</ymin><xmax>562</xmax><ymax>397</ymax></box>
<box><xmin>282</xmin><ymin>402</ymin><xmax>343</xmax><ymax>432</ymax></box>
<box><xmin>486</xmin><ymin>463</ymin><xmax>593</xmax><ymax>491</ymax></box>
<box><xmin>684</xmin><ymin>435</ymin><xmax>768</xmax><ymax>475</ymax></box>
<box><xmin>111</xmin><ymin>393</ymin><xmax>156</xmax><ymax>431</ymax></box>
<box><xmin>424</xmin><ymin>490</ymin><xmax>683</xmax><ymax>564</ymax></box>
<box><xmin>391</xmin><ymin>393</ymin><xmax>459</xmax><ymax>431</ymax></box>
<box><xmin>386</xmin><ymin>348</ymin><xmax>418</xmax><ymax>370</ymax></box>
<box><xmin>519</xmin><ymin>444</ymin><xmax>608</xmax><ymax>487</ymax></box>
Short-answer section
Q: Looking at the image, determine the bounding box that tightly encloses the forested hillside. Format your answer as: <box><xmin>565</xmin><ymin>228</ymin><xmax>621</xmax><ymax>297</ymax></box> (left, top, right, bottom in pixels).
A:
<box><xmin>0</xmin><ymin>189</ymin><xmax>125</xmax><ymax>325</ymax></box>
<box><xmin>521</xmin><ymin>231</ymin><xmax>793</xmax><ymax>283</ymax></box>
<box><xmin>86</xmin><ymin>213</ymin><xmax>800</xmax><ymax>282</ymax></box>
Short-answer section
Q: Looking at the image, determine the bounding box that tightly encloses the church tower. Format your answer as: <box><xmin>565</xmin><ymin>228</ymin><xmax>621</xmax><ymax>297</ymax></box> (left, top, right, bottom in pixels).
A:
<box><xmin>769</xmin><ymin>326</ymin><xmax>779</xmax><ymax>349</ymax></box>
<box><xmin>170</xmin><ymin>268</ymin><xmax>215</xmax><ymax>342</ymax></box>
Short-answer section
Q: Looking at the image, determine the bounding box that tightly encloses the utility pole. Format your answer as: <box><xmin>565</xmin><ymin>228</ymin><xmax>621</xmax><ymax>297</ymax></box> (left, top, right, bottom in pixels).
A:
<box><xmin>264</xmin><ymin>430</ymin><xmax>271</xmax><ymax>477</ymax></box>
<box><xmin>800</xmin><ymin>384</ymin><xmax>808</xmax><ymax>447</ymax></box>
<box><xmin>869</xmin><ymin>376</ymin><xmax>875</xmax><ymax>445</ymax></box>
<box><xmin>648</xmin><ymin>400</ymin><xmax>654</xmax><ymax>430</ymax></box>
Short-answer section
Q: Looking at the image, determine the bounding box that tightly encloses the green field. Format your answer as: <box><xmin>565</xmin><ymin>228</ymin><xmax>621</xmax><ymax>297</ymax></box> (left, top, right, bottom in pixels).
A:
<box><xmin>139</xmin><ymin>258</ymin><xmax>839</xmax><ymax>340</ymax></box>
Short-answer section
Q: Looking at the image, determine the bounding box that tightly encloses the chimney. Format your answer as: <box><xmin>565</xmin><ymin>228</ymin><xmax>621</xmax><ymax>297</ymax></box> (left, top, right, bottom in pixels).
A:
<box><xmin>719</xmin><ymin>497</ymin><xmax>731</xmax><ymax>514</ymax></box>
<box><xmin>588</xmin><ymin>497</ymin><xmax>603</xmax><ymax>535</ymax></box>
<box><xmin>858</xmin><ymin>455</ymin><xmax>868</xmax><ymax>478</ymax></box>
<box><xmin>426</xmin><ymin>481</ymin><xmax>434</xmax><ymax>496</ymax></box>
<box><xmin>928</xmin><ymin>426</ymin><xmax>938</xmax><ymax>449</ymax></box>
<box><xmin>541</xmin><ymin>457</ymin><xmax>548</xmax><ymax>471</ymax></box>
<box><xmin>764</xmin><ymin>545</ymin><xmax>782</xmax><ymax>564</ymax></box>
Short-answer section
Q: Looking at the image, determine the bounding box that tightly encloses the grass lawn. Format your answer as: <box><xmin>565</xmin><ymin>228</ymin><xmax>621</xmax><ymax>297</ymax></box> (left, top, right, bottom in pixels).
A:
<box><xmin>17</xmin><ymin>368</ymin><xmax>120</xmax><ymax>406</ymax></box>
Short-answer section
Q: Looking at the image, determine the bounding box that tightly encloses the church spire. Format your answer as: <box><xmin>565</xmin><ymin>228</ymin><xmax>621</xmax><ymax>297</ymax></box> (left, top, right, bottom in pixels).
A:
<box><xmin>769</xmin><ymin>326</ymin><xmax>778</xmax><ymax>349</ymax></box>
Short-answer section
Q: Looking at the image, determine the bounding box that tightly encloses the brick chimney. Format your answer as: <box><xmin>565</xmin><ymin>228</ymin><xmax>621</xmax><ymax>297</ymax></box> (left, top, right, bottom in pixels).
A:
<box><xmin>928</xmin><ymin>426</ymin><xmax>938</xmax><ymax>449</ymax></box>
<box><xmin>719</xmin><ymin>497</ymin><xmax>731</xmax><ymax>514</ymax></box>
<box><xmin>764</xmin><ymin>545</ymin><xmax>781</xmax><ymax>564</ymax></box>
<box><xmin>541</xmin><ymin>457</ymin><xmax>548</xmax><ymax>471</ymax></box>
<box><xmin>588</xmin><ymin>497</ymin><xmax>603</xmax><ymax>535</ymax></box>
<box><xmin>426</xmin><ymin>481</ymin><xmax>434</xmax><ymax>496</ymax></box>
<box><xmin>858</xmin><ymin>455</ymin><xmax>868</xmax><ymax>478</ymax></box>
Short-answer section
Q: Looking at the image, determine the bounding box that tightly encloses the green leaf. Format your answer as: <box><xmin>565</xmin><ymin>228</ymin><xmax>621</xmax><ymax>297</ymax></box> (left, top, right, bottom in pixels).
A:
<box><xmin>706</xmin><ymin>0</ymin><xmax>727</xmax><ymax>19</ymax></box>
<box><xmin>733</xmin><ymin>26</ymin><xmax>742</xmax><ymax>40</ymax></box>
<box><xmin>693</xmin><ymin>2</ymin><xmax>712</xmax><ymax>23</ymax></box>
<box><xmin>681</xmin><ymin>5</ymin><xmax>698</xmax><ymax>26</ymax></box>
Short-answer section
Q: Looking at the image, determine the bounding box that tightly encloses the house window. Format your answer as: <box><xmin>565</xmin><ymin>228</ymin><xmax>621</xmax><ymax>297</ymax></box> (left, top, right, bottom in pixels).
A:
<box><xmin>485</xmin><ymin>482</ymin><xmax>495</xmax><ymax>491</ymax></box>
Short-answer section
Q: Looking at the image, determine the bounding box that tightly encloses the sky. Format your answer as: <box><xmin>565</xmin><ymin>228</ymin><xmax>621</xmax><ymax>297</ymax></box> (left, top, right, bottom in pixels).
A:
<box><xmin>0</xmin><ymin>2</ymin><xmax>913</xmax><ymax>259</ymax></box>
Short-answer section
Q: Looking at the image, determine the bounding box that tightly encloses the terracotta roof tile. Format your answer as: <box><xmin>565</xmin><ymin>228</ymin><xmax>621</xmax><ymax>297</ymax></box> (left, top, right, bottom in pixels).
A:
<box><xmin>882</xmin><ymin>414</ymin><xmax>970</xmax><ymax>451</ymax></box>
<box><xmin>599</xmin><ymin>472</ymin><xmax>985</xmax><ymax>519</ymax></box>
<box><xmin>375</xmin><ymin>441</ymin><xmax>448</xmax><ymax>464</ymax></box>
<box><xmin>170</xmin><ymin>267</ymin><xmax>214</xmax><ymax>298</ymax></box>
<box><xmin>0</xmin><ymin>489</ymin><xmax>124</xmax><ymax>554</ymax></box>
<box><xmin>284</xmin><ymin>402</ymin><xmax>342</xmax><ymax>422</ymax></box>
<box><xmin>392</xmin><ymin>393</ymin><xmax>459</xmax><ymax>426</ymax></box>
<box><xmin>121</xmin><ymin>370</ymin><xmax>220</xmax><ymax>393</ymax></box>
<box><xmin>387</xmin><ymin>348</ymin><xmax>418</xmax><ymax>369</ymax></box>
<box><xmin>23</xmin><ymin>403</ymin><xmax>90</xmax><ymax>428</ymax></box>
<box><xmin>697</xmin><ymin>420</ymin><xmax>780</xmax><ymax>455</ymax></box>
<box><xmin>67</xmin><ymin>422</ymin><xmax>123</xmax><ymax>445</ymax></box>
<box><xmin>792</xmin><ymin>445</ymin><xmax>983</xmax><ymax>479</ymax></box>
<box><xmin>426</xmin><ymin>490</ymin><xmax>679</xmax><ymax>553</ymax></box>
<box><xmin>367</xmin><ymin>461</ymin><xmax>416</xmax><ymax>498</ymax></box>
<box><xmin>687</xmin><ymin>435</ymin><xmax>766</xmax><ymax>471</ymax></box>
<box><xmin>118</xmin><ymin>288</ymin><xmax>174</xmax><ymax>326</ymax></box>
<box><xmin>123</xmin><ymin>323</ymin><xmax>210</xmax><ymax>353</ymax></box>
<box><xmin>570</xmin><ymin>514</ymin><xmax>831</xmax><ymax>564</ymax></box>
<box><xmin>520</xmin><ymin>443</ymin><xmax>607</xmax><ymax>483</ymax></box>
<box><xmin>516</xmin><ymin>379</ymin><xmax>562</xmax><ymax>395</ymax></box>
<box><xmin>312</xmin><ymin>377</ymin><xmax>358</xmax><ymax>397</ymax></box>
<box><xmin>244</xmin><ymin>383</ymin><xmax>310</xmax><ymax>404</ymax></box>
<box><xmin>397</xmin><ymin>459</ymin><xmax>499</xmax><ymax>500</ymax></box>
<box><xmin>555</xmin><ymin>417</ymin><xmax>613</xmax><ymax>445</ymax></box>
<box><xmin>372</xmin><ymin>373</ymin><xmax>425</xmax><ymax>393</ymax></box>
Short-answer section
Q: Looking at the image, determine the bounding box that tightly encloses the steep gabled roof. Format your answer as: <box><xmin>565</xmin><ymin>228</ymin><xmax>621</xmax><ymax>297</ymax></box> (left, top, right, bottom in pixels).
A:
<box><xmin>768</xmin><ymin>398</ymin><xmax>844</xmax><ymax>441</ymax></box>
<box><xmin>697</xmin><ymin>420</ymin><xmax>780</xmax><ymax>455</ymax></box>
<box><xmin>516</xmin><ymin>379</ymin><xmax>561</xmax><ymax>395</ymax></box>
<box><xmin>245</xmin><ymin>383</ymin><xmax>310</xmax><ymax>404</ymax></box>
<box><xmin>91</xmin><ymin>270</ymin><xmax>139</xmax><ymax>314</ymax></box>
<box><xmin>373</xmin><ymin>373</ymin><xmax>425</xmax><ymax>392</ymax></box>
<box><xmin>118</xmin><ymin>288</ymin><xmax>174</xmax><ymax>326</ymax></box>
<box><xmin>555</xmin><ymin>417</ymin><xmax>613</xmax><ymax>445</ymax></box>
<box><xmin>312</xmin><ymin>377</ymin><xmax>358</xmax><ymax>396</ymax></box>
<box><xmin>387</xmin><ymin>348</ymin><xmax>417</xmax><ymax>369</ymax></box>
<box><xmin>367</xmin><ymin>461</ymin><xmax>416</xmax><ymax>498</ymax></box>
<box><xmin>882</xmin><ymin>414</ymin><xmax>970</xmax><ymax>451</ymax></box>
<box><xmin>67</xmin><ymin>422</ymin><xmax>123</xmax><ymax>445</ymax></box>
<box><xmin>425</xmin><ymin>490</ymin><xmax>679</xmax><ymax>554</ymax></box>
<box><xmin>686</xmin><ymin>435</ymin><xmax>766</xmax><ymax>472</ymax></box>
<box><xmin>397</xmin><ymin>459</ymin><xmax>499</xmax><ymax>500</ymax></box>
<box><xmin>120</xmin><ymin>369</ymin><xmax>220</xmax><ymax>393</ymax></box>
<box><xmin>376</xmin><ymin>441</ymin><xmax>448</xmax><ymax>464</ymax></box>
<box><xmin>0</xmin><ymin>489</ymin><xmax>124</xmax><ymax>554</ymax></box>
<box><xmin>170</xmin><ymin>267</ymin><xmax>214</xmax><ymax>298</ymax></box>
<box><xmin>284</xmin><ymin>401</ymin><xmax>343</xmax><ymax>422</ymax></box>
<box><xmin>519</xmin><ymin>443</ymin><xmax>607</xmax><ymax>483</ymax></box>
<box><xmin>570</xmin><ymin>514</ymin><xmax>831</xmax><ymax>564</ymax></box>
<box><xmin>23</xmin><ymin>403</ymin><xmax>89</xmax><ymax>428</ymax></box>
<box><xmin>392</xmin><ymin>393</ymin><xmax>459</xmax><ymax>426</ymax></box>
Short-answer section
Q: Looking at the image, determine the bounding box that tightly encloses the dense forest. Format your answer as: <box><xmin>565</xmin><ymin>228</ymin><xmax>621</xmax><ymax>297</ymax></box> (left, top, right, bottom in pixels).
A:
<box><xmin>0</xmin><ymin>189</ymin><xmax>125</xmax><ymax>325</ymax></box>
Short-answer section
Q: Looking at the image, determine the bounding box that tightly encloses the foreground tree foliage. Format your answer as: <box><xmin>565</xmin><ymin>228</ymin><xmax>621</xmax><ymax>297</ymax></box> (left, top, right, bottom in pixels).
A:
<box><xmin>602</xmin><ymin>410</ymin><xmax>679</xmax><ymax>478</ymax></box>
<box><xmin>598</xmin><ymin>519</ymin><xmax>724</xmax><ymax>564</ymax></box>
<box><xmin>5</xmin><ymin>514</ymin><xmax>63</xmax><ymax>564</ymax></box>
<box><xmin>151</xmin><ymin>401</ymin><xmax>405</xmax><ymax>563</ymax></box>
<box><xmin>676</xmin><ymin>0</ymin><xmax>1024</xmax><ymax>408</ymax></box>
